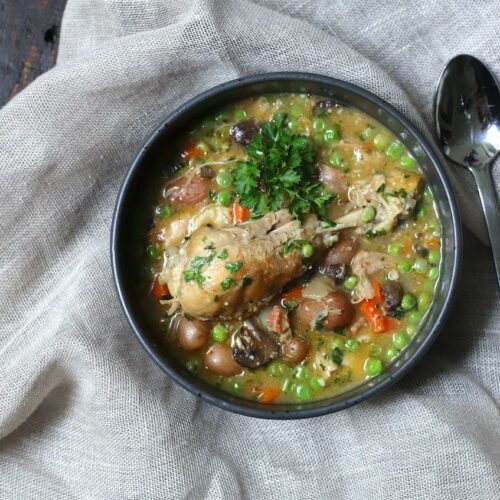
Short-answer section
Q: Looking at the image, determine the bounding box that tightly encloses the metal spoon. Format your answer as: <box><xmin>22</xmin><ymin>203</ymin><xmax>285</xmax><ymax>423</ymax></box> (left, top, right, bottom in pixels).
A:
<box><xmin>435</xmin><ymin>54</ymin><xmax>500</xmax><ymax>288</ymax></box>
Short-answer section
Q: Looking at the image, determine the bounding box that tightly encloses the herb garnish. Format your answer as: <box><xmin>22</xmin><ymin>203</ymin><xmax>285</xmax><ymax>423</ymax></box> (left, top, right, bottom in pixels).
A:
<box><xmin>366</xmin><ymin>229</ymin><xmax>387</xmax><ymax>239</ymax></box>
<box><xmin>233</xmin><ymin>113</ymin><xmax>335</xmax><ymax>220</ymax></box>
<box><xmin>332</xmin><ymin>347</ymin><xmax>344</xmax><ymax>365</ymax></box>
<box><xmin>221</xmin><ymin>277</ymin><xmax>236</xmax><ymax>290</ymax></box>
<box><xmin>283</xmin><ymin>239</ymin><xmax>309</xmax><ymax>255</ymax></box>
<box><xmin>217</xmin><ymin>249</ymin><xmax>228</xmax><ymax>260</ymax></box>
<box><xmin>183</xmin><ymin>250</ymin><xmax>216</xmax><ymax>287</ymax></box>
<box><xmin>225</xmin><ymin>261</ymin><xmax>243</xmax><ymax>273</ymax></box>
<box><xmin>376</xmin><ymin>183</ymin><xmax>386</xmax><ymax>193</ymax></box>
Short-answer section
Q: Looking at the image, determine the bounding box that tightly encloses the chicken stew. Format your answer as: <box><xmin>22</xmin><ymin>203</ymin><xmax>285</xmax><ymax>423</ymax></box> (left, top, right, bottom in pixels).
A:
<box><xmin>145</xmin><ymin>93</ymin><xmax>441</xmax><ymax>404</ymax></box>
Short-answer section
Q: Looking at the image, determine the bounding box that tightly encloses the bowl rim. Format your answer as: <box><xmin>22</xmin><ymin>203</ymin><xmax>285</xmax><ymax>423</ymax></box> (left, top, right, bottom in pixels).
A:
<box><xmin>111</xmin><ymin>72</ymin><xmax>462</xmax><ymax>419</ymax></box>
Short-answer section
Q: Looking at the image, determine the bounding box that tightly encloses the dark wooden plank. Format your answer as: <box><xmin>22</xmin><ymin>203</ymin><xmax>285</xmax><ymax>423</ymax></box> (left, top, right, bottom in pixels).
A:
<box><xmin>0</xmin><ymin>0</ymin><xmax>67</xmax><ymax>107</ymax></box>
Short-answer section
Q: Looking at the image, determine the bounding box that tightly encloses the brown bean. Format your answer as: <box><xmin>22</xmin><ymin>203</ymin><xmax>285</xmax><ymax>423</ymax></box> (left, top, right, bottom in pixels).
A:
<box><xmin>204</xmin><ymin>344</ymin><xmax>242</xmax><ymax>376</ymax></box>
<box><xmin>165</xmin><ymin>174</ymin><xmax>211</xmax><ymax>205</ymax></box>
<box><xmin>281</xmin><ymin>337</ymin><xmax>309</xmax><ymax>366</ymax></box>
<box><xmin>296</xmin><ymin>292</ymin><xmax>354</xmax><ymax>330</ymax></box>
<box><xmin>323</xmin><ymin>239</ymin><xmax>359</xmax><ymax>266</ymax></box>
<box><xmin>176</xmin><ymin>317</ymin><xmax>209</xmax><ymax>351</ymax></box>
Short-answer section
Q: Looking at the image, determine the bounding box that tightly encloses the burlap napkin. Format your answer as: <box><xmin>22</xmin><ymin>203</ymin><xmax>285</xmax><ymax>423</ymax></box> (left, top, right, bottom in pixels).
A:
<box><xmin>0</xmin><ymin>1</ymin><xmax>498</xmax><ymax>498</ymax></box>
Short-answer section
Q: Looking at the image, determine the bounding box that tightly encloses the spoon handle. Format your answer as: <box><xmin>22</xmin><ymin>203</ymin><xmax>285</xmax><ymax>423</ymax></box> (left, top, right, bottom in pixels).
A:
<box><xmin>471</xmin><ymin>164</ymin><xmax>500</xmax><ymax>289</ymax></box>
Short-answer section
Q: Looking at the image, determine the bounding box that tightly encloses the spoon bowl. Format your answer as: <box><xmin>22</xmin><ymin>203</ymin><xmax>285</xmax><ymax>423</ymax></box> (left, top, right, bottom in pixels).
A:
<box><xmin>435</xmin><ymin>54</ymin><xmax>500</xmax><ymax>287</ymax></box>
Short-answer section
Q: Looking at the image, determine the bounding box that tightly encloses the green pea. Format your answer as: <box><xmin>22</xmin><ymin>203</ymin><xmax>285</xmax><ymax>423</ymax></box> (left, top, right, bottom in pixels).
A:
<box><xmin>344</xmin><ymin>338</ymin><xmax>359</xmax><ymax>352</ymax></box>
<box><xmin>302</xmin><ymin>243</ymin><xmax>314</xmax><ymax>258</ymax></box>
<box><xmin>398</xmin><ymin>260</ymin><xmax>413</xmax><ymax>273</ymax></box>
<box><xmin>393</xmin><ymin>332</ymin><xmax>408</xmax><ymax>349</ymax></box>
<box><xmin>368</xmin><ymin>343</ymin><xmax>383</xmax><ymax>356</ymax></box>
<box><xmin>313</xmin><ymin>118</ymin><xmax>326</xmax><ymax>131</ymax></box>
<box><xmin>216</xmin><ymin>170</ymin><xmax>233</xmax><ymax>188</ymax></box>
<box><xmin>361</xmin><ymin>205</ymin><xmax>376</xmax><ymax>223</ymax></box>
<box><xmin>146</xmin><ymin>244</ymin><xmax>159</xmax><ymax>260</ymax></box>
<box><xmin>310</xmin><ymin>377</ymin><xmax>326</xmax><ymax>391</ymax></box>
<box><xmin>428</xmin><ymin>267</ymin><xmax>439</xmax><ymax>280</ymax></box>
<box><xmin>230</xmin><ymin>379</ymin><xmax>243</xmax><ymax>392</ymax></box>
<box><xmin>374</xmin><ymin>133</ymin><xmax>389</xmax><ymax>151</ymax></box>
<box><xmin>157</xmin><ymin>205</ymin><xmax>174</xmax><ymax>218</ymax></box>
<box><xmin>428</xmin><ymin>249</ymin><xmax>440</xmax><ymax>265</ymax></box>
<box><xmin>386</xmin><ymin>142</ymin><xmax>403</xmax><ymax>159</ymax></box>
<box><xmin>217</xmin><ymin>190</ymin><xmax>232</xmax><ymax>207</ymax></box>
<box><xmin>386</xmin><ymin>347</ymin><xmax>399</xmax><ymax>362</ymax></box>
<box><xmin>427</xmin><ymin>219</ymin><xmax>440</xmax><ymax>233</ymax></box>
<box><xmin>413</xmin><ymin>258</ymin><xmax>429</xmax><ymax>274</ymax></box>
<box><xmin>296</xmin><ymin>383</ymin><xmax>311</xmax><ymax>400</ymax></box>
<box><xmin>407</xmin><ymin>310</ymin><xmax>422</xmax><ymax>324</ymax></box>
<box><xmin>293</xmin><ymin>366</ymin><xmax>309</xmax><ymax>380</ymax></box>
<box><xmin>387</xmin><ymin>242</ymin><xmax>402</xmax><ymax>256</ymax></box>
<box><xmin>268</xmin><ymin>361</ymin><xmax>289</xmax><ymax>378</ymax></box>
<box><xmin>344</xmin><ymin>276</ymin><xmax>358</xmax><ymax>290</ymax></box>
<box><xmin>290</xmin><ymin>104</ymin><xmax>303</xmax><ymax>117</ymax></box>
<box><xmin>186</xmin><ymin>359</ymin><xmax>199</xmax><ymax>373</ymax></box>
<box><xmin>400</xmin><ymin>155</ymin><xmax>415</xmax><ymax>170</ymax></box>
<box><xmin>329</xmin><ymin>151</ymin><xmax>343</xmax><ymax>167</ymax></box>
<box><xmin>365</xmin><ymin>357</ymin><xmax>383</xmax><ymax>376</ymax></box>
<box><xmin>234</xmin><ymin>109</ymin><xmax>247</xmax><ymax>121</ymax></box>
<box><xmin>324</xmin><ymin>124</ymin><xmax>341</xmax><ymax>142</ymax></box>
<box><xmin>288</xmin><ymin>118</ymin><xmax>300</xmax><ymax>132</ymax></box>
<box><xmin>423</xmin><ymin>187</ymin><xmax>433</xmax><ymax>203</ymax></box>
<box><xmin>417</xmin><ymin>292</ymin><xmax>432</xmax><ymax>313</ymax></box>
<box><xmin>406</xmin><ymin>324</ymin><xmax>418</xmax><ymax>336</ymax></box>
<box><xmin>211</xmin><ymin>324</ymin><xmax>227</xmax><ymax>342</ymax></box>
<box><xmin>401</xmin><ymin>293</ymin><xmax>417</xmax><ymax>310</ymax></box>
<box><xmin>282</xmin><ymin>378</ymin><xmax>293</xmax><ymax>393</ymax></box>
<box><xmin>364</xmin><ymin>126</ymin><xmax>376</xmax><ymax>139</ymax></box>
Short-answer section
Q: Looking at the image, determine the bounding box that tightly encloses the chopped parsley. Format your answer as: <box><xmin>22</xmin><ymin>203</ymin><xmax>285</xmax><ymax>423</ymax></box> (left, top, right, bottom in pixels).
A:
<box><xmin>283</xmin><ymin>239</ymin><xmax>308</xmax><ymax>255</ymax></box>
<box><xmin>233</xmin><ymin>113</ymin><xmax>335</xmax><ymax>221</ymax></box>
<box><xmin>217</xmin><ymin>249</ymin><xmax>228</xmax><ymax>260</ymax></box>
<box><xmin>331</xmin><ymin>347</ymin><xmax>344</xmax><ymax>365</ymax></box>
<box><xmin>221</xmin><ymin>277</ymin><xmax>236</xmax><ymax>291</ymax></box>
<box><xmin>376</xmin><ymin>183</ymin><xmax>386</xmax><ymax>193</ymax></box>
<box><xmin>366</xmin><ymin>229</ymin><xmax>387</xmax><ymax>239</ymax></box>
<box><xmin>183</xmin><ymin>250</ymin><xmax>216</xmax><ymax>287</ymax></box>
<box><xmin>225</xmin><ymin>261</ymin><xmax>243</xmax><ymax>273</ymax></box>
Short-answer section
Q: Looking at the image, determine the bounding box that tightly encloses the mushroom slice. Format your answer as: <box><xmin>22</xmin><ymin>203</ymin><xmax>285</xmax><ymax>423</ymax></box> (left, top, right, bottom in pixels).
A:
<box><xmin>232</xmin><ymin>319</ymin><xmax>279</xmax><ymax>368</ymax></box>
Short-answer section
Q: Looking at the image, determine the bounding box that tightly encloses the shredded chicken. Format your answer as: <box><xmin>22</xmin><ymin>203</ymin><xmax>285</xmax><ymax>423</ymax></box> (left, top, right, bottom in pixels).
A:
<box><xmin>333</xmin><ymin>171</ymin><xmax>422</xmax><ymax>233</ymax></box>
<box><xmin>350</xmin><ymin>250</ymin><xmax>394</xmax><ymax>301</ymax></box>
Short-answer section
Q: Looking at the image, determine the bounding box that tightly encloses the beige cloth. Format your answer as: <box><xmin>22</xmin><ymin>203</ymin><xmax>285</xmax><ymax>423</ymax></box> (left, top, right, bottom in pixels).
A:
<box><xmin>0</xmin><ymin>1</ymin><xmax>499</xmax><ymax>498</ymax></box>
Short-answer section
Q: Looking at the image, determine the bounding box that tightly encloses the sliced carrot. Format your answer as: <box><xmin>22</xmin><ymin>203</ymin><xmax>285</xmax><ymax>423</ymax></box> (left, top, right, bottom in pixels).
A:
<box><xmin>281</xmin><ymin>285</ymin><xmax>304</xmax><ymax>301</ymax></box>
<box><xmin>233</xmin><ymin>202</ymin><xmax>250</xmax><ymax>224</ymax></box>
<box><xmin>151</xmin><ymin>276</ymin><xmax>169</xmax><ymax>301</ymax></box>
<box><xmin>257</xmin><ymin>387</ymin><xmax>280</xmax><ymax>404</ymax></box>
<box><xmin>428</xmin><ymin>239</ymin><xmax>441</xmax><ymax>249</ymax></box>
<box><xmin>402</xmin><ymin>239</ymin><xmax>412</xmax><ymax>255</ymax></box>
<box><xmin>181</xmin><ymin>144</ymin><xmax>204</xmax><ymax>160</ymax></box>
<box><xmin>360</xmin><ymin>282</ymin><xmax>398</xmax><ymax>334</ymax></box>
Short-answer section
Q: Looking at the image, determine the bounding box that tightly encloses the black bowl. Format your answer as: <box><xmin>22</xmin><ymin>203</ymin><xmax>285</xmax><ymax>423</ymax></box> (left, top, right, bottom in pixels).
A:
<box><xmin>111</xmin><ymin>73</ymin><xmax>462</xmax><ymax>419</ymax></box>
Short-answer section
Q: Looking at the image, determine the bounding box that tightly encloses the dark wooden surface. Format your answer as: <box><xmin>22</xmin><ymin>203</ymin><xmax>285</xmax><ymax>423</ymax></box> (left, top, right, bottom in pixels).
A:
<box><xmin>0</xmin><ymin>0</ymin><xmax>67</xmax><ymax>107</ymax></box>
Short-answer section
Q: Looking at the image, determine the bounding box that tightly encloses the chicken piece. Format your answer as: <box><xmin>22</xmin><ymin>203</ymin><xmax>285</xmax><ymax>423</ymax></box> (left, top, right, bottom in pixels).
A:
<box><xmin>153</xmin><ymin>205</ymin><xmax>232</xmax><ymax>247</ymax></box>
<box><xmin>334</xmin><ymin>172</ymin><xmax>423</xmax><ymax>233</ymax></box>
<box><xmin>350</xmin><ymin>250</ymin><xmax>394</xmax><ymax>301</ymax></box>
<box><xmin>160</xmin><ymin>210</ymin><xmax>338</xmax><ymax>319</ymax></box>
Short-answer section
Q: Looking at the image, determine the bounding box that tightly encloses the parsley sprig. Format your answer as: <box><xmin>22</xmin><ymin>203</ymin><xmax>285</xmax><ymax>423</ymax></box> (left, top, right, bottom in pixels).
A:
<box><xmin>183</xmin><ymin>250</ymin><xmax>216</xmax><ymax>287</ymax></box>
<box><xmin>233</xmin><ymin>113</ymin><xmax>334</xmax><ymax>221</ymax></box>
